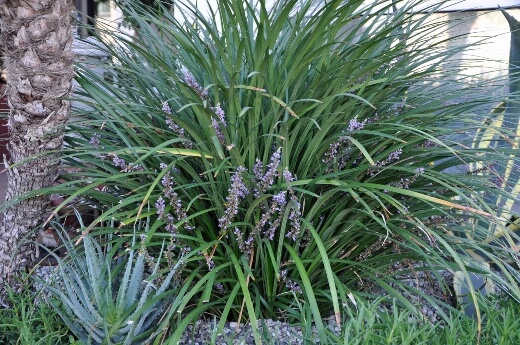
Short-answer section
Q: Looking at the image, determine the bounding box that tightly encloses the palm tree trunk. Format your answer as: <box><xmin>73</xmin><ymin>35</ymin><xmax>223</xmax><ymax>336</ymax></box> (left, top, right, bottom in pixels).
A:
<box><xmin>0</xmin><ymin>0</ymin><xmax>74</xmax><ymax>298</ymax></box>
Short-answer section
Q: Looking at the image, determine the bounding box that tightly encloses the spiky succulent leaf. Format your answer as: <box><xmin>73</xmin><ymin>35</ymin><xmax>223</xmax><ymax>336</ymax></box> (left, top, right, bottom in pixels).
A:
<box><xmin>44</xmin><ymin>231</ymin><xmax>182</xmax><ymax>345</ymax></box>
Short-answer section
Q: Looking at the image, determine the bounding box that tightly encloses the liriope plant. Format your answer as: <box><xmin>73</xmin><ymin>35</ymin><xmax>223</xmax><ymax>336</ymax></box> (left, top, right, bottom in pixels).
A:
<box><xmin>45</xmin><ymin>0</ymin><xmax>520</xmax><ymax>341</ymax></box>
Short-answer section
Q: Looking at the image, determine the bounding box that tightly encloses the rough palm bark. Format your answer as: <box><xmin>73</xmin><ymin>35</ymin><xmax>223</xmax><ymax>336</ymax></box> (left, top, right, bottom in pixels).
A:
<box><xmin>0</xmin><ymin>0</ymin><xmax>74</xmax><ymax>299</ymax></box>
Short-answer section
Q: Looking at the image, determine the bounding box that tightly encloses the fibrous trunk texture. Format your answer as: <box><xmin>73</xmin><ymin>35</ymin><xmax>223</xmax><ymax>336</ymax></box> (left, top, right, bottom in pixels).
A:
<box><xmin>0</xmin><ymin>0</ymin><xmax>74</xmax><ymax>299</ymax></box>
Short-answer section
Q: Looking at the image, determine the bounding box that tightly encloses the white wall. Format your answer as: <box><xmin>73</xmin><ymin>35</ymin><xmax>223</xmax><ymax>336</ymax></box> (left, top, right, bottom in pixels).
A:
<box><xmin>423</xmin><ymin>8</ymin><xmax>520</xmax><ymax>95</ymax></box>
<box><xmin>417</xmin><ymin>0</ymin><xmax>520</xmax><ymax>12</ymax></box>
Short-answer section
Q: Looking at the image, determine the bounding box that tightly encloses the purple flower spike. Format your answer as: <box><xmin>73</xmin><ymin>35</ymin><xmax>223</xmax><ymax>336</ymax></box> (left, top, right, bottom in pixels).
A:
<box><xmin>279</xmin><ymin>269</ymin><xmax>302</xmax><ymax>294</ymax></box>
<box><xmin>348</xmin><ymin>118</ymin><xmax>365</xmax><ymax>131</ymax></box>
<box><xmin>164</xmin><ymin>108</ymin><xmax>193</xmax><ymax>149</ymax></box>
<box><xmin>182</xmin><ymin>68</ymin><xmax>208</xmax><ymax>99</ymax></box>
<box><xmin>156</xmin><ymin>197</ymin><xmax>166</xmax><ymax>219</ymax></box>
<box><xmin>260</xmin><ymin>148</ymin><xmax>282</xmax><ymax>192</ymax></box>
<box><xmin>218</xmin><ymin>166</ymin><xmax>249</xmax><ymax>232</ymax></box>
<box><xmin>165</xmin><ymin>214</ymin><xmax>178</xmax><ymax>234</ymax></box>
<box><xmin>379</xmin><ymin>148</ymin><xmax>403</xmax><ymax>167</ymax></box>
<box><xmin>280</xmin><ymin>270</ymin><xmax>288</xmax><ymax>280</ymax></box>
<box><xmin>286</xmin><ymin>280</ymin><xmax>303</xmax><ymax>294</ymax></box>
<box><xmin>211</xmin><ymin>104</ymin><xmax>226</xmax><ymax>126</ymax></box>
<box><xmin>89</xmin><ymin>133</ymin><xmax>100</xmax><ymax>147</ymax></box>
<box><xmin>323</xmin><ymin>136</ymin><xmax>351</xmax><ymax>170</ymax></box>
<box><xmin>286</xmin><ymin>201</ymin><xmax>302</xmax><ymax>241</ymax></box>
<box><xmin>283</xmin><ymin>168</ymin><xmax>295</xmax><ymax>183</ymax></box>
<box><xmin>231</xmin><ymin>166</ymin><xmax>249</xmax><ymax>199</ymax></box>
<box><xmin>112</xmin><ymin>156</ymin><xmax>127</xmax><ymax>171</ymax></box>
<box><xmin>388</xmin><ymin>149</ymin><xmax>402</xmax><ymax>162</ymax></box>
<box><xmin>210</xmin><ymin>104</ymin><xmax>227</xmax><ymax>145</ymax></box>
<box><xmin>162</xmin><ymin>101</ymin><xmax>172</xmax><ymax>114</ymax></box>
<box><xmin>272</xmin><ymin>191</ymin><xmax>287</xmax><ymax>209</ymax></box>
<box><xmin>214</xmin><ymin>283</ymin><xmax>226</xmax><ymax>294</ymax></box>
<box><xmin>211</xmin><ymin>118</ymin><xmax>226</xmax><ymax>145</ymax></box>
<box><xmin>166</xmin><ymin>117</ymin><xmax>185</xmax><ymax>136</ymax></box>
<box><xmin>253</xmin><ymin>159</ymin><xmax>263</xmax><ymax>181</ymax></box>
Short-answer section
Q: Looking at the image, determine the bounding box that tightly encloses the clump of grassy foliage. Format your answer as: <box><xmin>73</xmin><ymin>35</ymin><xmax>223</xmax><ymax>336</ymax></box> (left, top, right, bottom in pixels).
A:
<box><xmin>0</xmin><ymin>278</ymin><xmax>74</xmax><ymax>345</ymax></box>
<box><xmin>41</xmin><ymin>0</ymin><xmax>520</xmax><ymax>343</ymax></box>
<box><xmin>312</xmin><ymin>296</ymin><xmax>520</xmax><ymax>345</ymax></box>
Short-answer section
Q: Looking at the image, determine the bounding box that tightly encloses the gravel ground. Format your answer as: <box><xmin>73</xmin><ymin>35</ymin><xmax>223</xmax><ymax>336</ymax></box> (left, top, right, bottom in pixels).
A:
<box><xmin>177</xmin><ymin>316</ymin><xmax>349</xmax><ymax>345</ymax></box>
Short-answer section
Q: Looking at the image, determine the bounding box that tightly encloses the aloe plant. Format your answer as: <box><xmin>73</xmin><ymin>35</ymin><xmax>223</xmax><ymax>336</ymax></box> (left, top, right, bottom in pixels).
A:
<box><xmin>44</xmin><ymin>228</ymin><xmax>184</xmax><ymax>345</ymax></box>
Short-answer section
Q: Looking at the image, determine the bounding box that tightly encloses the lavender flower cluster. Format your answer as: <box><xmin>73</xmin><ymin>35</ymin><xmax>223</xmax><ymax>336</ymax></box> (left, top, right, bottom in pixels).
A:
<box><xmin>383</xmin><ymin>167</ymin><xmax>425</xmax><ymax>198</ymax></box>
<box><xmin>210</xmin><ymin>104</ymin><xmax>226</xmax><ymax>145</ymax></box>
<box><xmin>162</xmin><ymin>101</ymin><xmax>193</xmax><ymax>149</ymax></box>
<box><xmin>253</xmin><ymin>148</ymin><xmax>281</xmax><ymax>195</ymax></box>
<box><xmin>162</xmin><ymin>101</ymin><xmax>172</xmax><ymax>114</ymax></box>
<box><xmin>323</xmin><ymin>136</ymin><xmax>351</xmax><ymax>171</ymax></box>
<box><xmin>167</xmin><ymin>69</ymin><xmax>228</xmax><ymax>146</ymax></box>
<box><xmin>390</xmin><ymin>97</ymin><xmax>407</xmax><ymax>115</ymax></box>
<box><xmin>155</xmin><ymin>163</ymin><xmax>194</xmax><ymax>234</ymax></box>
<box><xmin>215</xmin><ymin>149</ymin><xmax>303</xmax><ymax>256</ymax></box>
<box><xmin>182</xmin><ymin>69</ymin><xmax>227</xmax><ymax>145</ymax></box>
<box><xmin>112</xmin><ymin>155</ymin><xmax>127</xmax><ymax>170</ymax></box>
<box><xmin>368</xmin><ymin>148</ymin><xmax>404</xmax><ymax>177</ymax></box>
<box><xmin>182</xmin><ymin>68</ymin><xmax>208</xmax><ymax>99</ymax></box>
<box><xmin>218</xmin><ymin>166</ymin><xmax>249</xmax><ymax>234</ymax></box>
<box><xmin>112</xmin><ymin>155</ymin><xmax>143</xmax><ymax>173</ymax></box>
<box><xmin>419</xmin><ymin>139</ymin><xmax>438</xmax><ymax>148</ymax></box>
<box><xmin>89</xmin><ymin>133</ymin><xmax>100</xmax><ymax>147</ymax></box>
<box><xmin>279</xmin><ymin>269</ymin><xmax>303</xmax><ymax>294</ymax></box>
<box><xmin>246</xmin><ymin>189</ymin><xmax>287</xmax><ymax>251</ymax></box>
<box><xmin>348</xmin><ymin>117</ymin><xmax>366</xmax><ymax>132</ymax></box>
<box><xmin>323</xmin><ymin>117</ymin><xmax>369</xmax><ymax>170</ymax></box>
<box><xmin>283</xmin><ymin>168</ymin><xmax>302</xmax><ymax>241</ymax></box>
<box><xmin>392</xmin><ymin>177</ymin><xmax>414</xmax><ymax>190</ymax></box>
<box><xmin>383</xmin><ymin>149</ymin><xmax>402</xmax><ymax>165</ymax></box>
